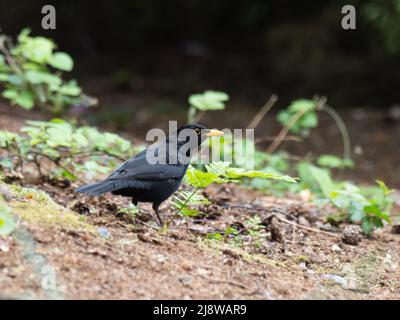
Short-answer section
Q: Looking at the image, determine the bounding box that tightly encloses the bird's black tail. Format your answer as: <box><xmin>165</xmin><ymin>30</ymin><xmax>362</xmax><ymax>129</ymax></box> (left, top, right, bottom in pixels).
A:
<box><xmin>75</xmin><ymin>180</ymin><xmax>118</xmax><ymax>196</ymax></box>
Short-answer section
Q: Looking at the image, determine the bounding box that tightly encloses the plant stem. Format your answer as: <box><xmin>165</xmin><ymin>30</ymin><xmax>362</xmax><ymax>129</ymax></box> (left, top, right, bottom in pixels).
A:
<box><xmin>266</xmin><ymin>107</ymin><xmax>309</xmax><ymax>154</ymax></box>
<box><xmin>176</xmin><ymin>187</ymin><xmax>199</xmax><ymax>216</ymax></box>
<box><xmin>187</xmin><ymin>106</ymin><xmax>197</xmax><ymax>124</ymax></box>
<box><xmin>247</xmin><ymin>94</ymin><xmax>278</xmax><ymax>129</ymax></box>
<box><xmin>320</xmin><ymin>104</ymin><xmax>351</xmax><ymax>160</ymax></box>
<box><xmin>266</xmin><ymin>96</ymin><xmax>327</xmax><ymax>154</ymax></box>
<box><xmin>168</xmin><ymin>187</ymin><xmax>200</xmax><ymax>228</ymax></box>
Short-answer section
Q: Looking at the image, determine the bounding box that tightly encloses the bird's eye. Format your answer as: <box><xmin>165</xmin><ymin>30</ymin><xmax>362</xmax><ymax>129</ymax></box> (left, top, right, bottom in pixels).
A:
<box><xmin>194</xmin><ymin>128</ymin><xmax>201</xmax><ymax>135</ymax></box>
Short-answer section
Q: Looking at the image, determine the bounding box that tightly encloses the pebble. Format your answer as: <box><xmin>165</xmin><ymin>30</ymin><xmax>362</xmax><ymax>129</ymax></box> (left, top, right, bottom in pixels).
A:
<box><xmin>298</xmin><ymin>262</ymin><xmax>308</xmax><ymax>271</ymax></box>
<box><xmin>298</xmin><ymin>216</ymin><xmax>311</xmax><ymax>227</ymax></box>
<box><xmin>97</xmin><ymin>227</ymin><xmax>111</xmax><ymax>239</ymax></box>
<box><xmin>391</xmin><ymin>225</ymin><xmax>400</xmax><ymax>234</ymax></box>
<box><xmin>321</xmin><ymin>274</ymin><xmax>348</xmax><ymax>287</ymax></box>
<box><xmin>342</xmin><ymin>225</ymin><xmax>363</xmax><ymax>245</ymax></box>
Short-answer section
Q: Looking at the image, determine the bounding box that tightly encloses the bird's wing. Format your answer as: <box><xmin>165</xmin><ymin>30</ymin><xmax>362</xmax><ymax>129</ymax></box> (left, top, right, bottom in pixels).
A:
<box><xmin>107</xmin><ymin>149</ymin><xmax>187</xmax><ymax>181</ymax></box>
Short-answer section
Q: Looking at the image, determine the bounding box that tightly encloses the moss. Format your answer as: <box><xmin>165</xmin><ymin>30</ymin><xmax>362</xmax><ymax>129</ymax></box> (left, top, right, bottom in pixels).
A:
<box><xmin>295</xmin><ymin>255</ymin><xmax>310</xmax><ymax>264</ymax></box>
<box><xmin>1</xmin><ymin>182</ymin><xmax>94</xmax><ymax>233</ymax></box>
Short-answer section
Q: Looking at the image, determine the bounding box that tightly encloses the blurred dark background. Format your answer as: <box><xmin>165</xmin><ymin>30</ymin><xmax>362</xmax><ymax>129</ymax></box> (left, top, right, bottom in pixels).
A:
<box><xmin>1</xmin><ymin>0</ymin><xmax>400</xmax><ymax>185</ymax></box>
<box><xmin>1</xmin><ymin>0</ymin><xmax>400</xmax><ymax>108</ymax></box>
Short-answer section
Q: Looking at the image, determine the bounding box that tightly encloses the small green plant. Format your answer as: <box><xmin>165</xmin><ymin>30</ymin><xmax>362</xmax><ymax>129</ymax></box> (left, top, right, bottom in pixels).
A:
<box><xmin>173</xmin><ymin>161</ymin><xmax>296</xmax><ymax>218</ymax></box>
<box><xmin>187</xmin><ymin>90</ymin><xmax>229</xmax><ymax>123</ymax></box>
<box><xmin>0</xmin><ymin>28</ymin><xmax>96</xmax><ymax>114</ymax></box>
<box><xmin>172</xmin><ymin>190</ymin><xmax>210</xmax><ymax>217</ymax></box>
<box><xmin>0</xmin><ymin>119</ymin><xmax>135</xmax><ymax>181</ymax></box>
<box><xmin>277</xmin><ymin>99</ymin><xmax>318</xmax><ymax>137</ymax></box>
<box><xmin>317</xmin><ymin>154</ymin><xmax>354</xmax><ymax>169</ymax></box>
<box><xmin>243</xmin><ymin>215</ymin><xmax>264</xmax><ymax>248</ymax></box>
<box><xmin>118</xmin><ymin>204</ymin><xmax>139</xmax><ymax>220</ymax></box>
<box><xmin>0</xmin><ymin>201</ymin><xmax>15</xmax><ymax>236</ymax></box>
<box><xmin>205</xmin><ymin>217</ymin><xmax>265</xmax><ymax>250</ymax></box>
<box><xmin>330</xmin><ymin>181</ymin><xmax>393</xmax><ymax>235</ymax></box>
<box><xmin>206</xmin><ymin>232</ymin><xmax>224</xmax><ymax>241</ymax></box>
<box><xmin>206</xmin><ymin>227</ymin><xmax>240</xmax><ymax>244</ymax></box>
<box><xmin>272</xmin><ymin>97</ymin><xmax>351</xmax><ymax>160</ymax></box>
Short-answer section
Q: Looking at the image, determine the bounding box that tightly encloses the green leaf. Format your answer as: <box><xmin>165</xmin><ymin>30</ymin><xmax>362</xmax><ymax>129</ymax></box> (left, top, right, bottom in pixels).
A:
<box><xmin>59</xmin><ymin>169</ymin><xmax>78</xmax><ymax>181</ymax></box>
<box><xmin>361</xmin><ymin>217</ymin><xmax>373</xmax><ymax>235</ymax></box>
<box><xmin>17</xmin><ymin>35</ymin><xmax>55</xmax><ymax>63</ymax></box>
<box><xmin>301</xmin><ymin>112</ymin><xmax>318</xmax><ymax>128</ymax></box>
<box><xmin>2</xmin><ymin>89</ymin><xmax>34</xmax><ymax>109</ymax></box>
<box><xmin>307</xmin><ymin>164</ymin><xmax>335</xmax><ymax>198</ymax></box>
<box><xmin>361</xmin><ymin>216</ymin><xmax>383</xmax><ymax>235</ymax></box>
<box><xmin>7</xmin><ymin>75</ymin><xmax>24</xmax><ymax>86</ymax></box>
<box><xmin>348</xmin><ymin>201</ymin><xmax>365</xmax><ymax>222</ymax></box>
<box><xmin>46</xmin><ymin>125</ymin><xmax>73</xmax><ymax>147</ymax></box>
<box><xmin>317</xmin><ymin>155</ymin><xmax>354</xmax><ymax>168</ymax></box>
<box><xmin>186</xmin><ymin>167</ymin><xmax>223</xmax><ymax>188</ymax></box>
<box><xmin>48</xmin><ymin>52</ymin><xmax>74</xmax><ymax>71</ymax></box>
<box><xmin>189</xmin><ymin>90</ymin><xmax>229</xmax><ymax>111</ymax></box>
<box><xmin>364</xmin><ymin>204</ymin><xmax>391</xmax><ymax>223</ymax></box>
<box><xmin>17</xmin><ymin>28</ymin><xmax>31</xmax><ymax>43</ymax></box>
<box><xmin>225</xmin><ymin>167</ymin><xmax>297</xmax><ymax>183</ymax></box>
<box><xmin>14</xmin><ymin>90</ymin><xmax>35</xmax><ymax>109</ymax></box>
<box><xmin>25</xmin><ymin>70</ymin><xmax>62</xmax><ymax>87</ymax></box>
<box><xmin>2</xmin><ymin>89</ymin><xmax>18</xmax><ymax>100</ymax></box>
<box><xmin>376</xmin><ymin>180</ymin><xmax>394</xmax><ymax>197</ymax></box>
<box><xmin>206</xmin><ymin>161</ymin><xmax>230</xmax><ymax>175</ymax></box>
<box><xmin>58</xmin><ymin>80</ymin><xmax>81</xmax><ymax>96</ymax></box>
<box><xmin>277</xmin><ymin>99</ymin><xmax>318</xmax><ymax>135</ymax></box>
<box><xmin>205</xmin><ymin>161</ymin><xmax>297</xmax><ymax>183</ymax></box>
<box><xmin>180</xmin><ymin>207</ymin><xmax>201</xmax><ymax>217</ymax></box>
<box><xmin>207</xmin><ymin>233</ymin><xmax>223</xmax><ymax>240</ymax></box>
<box><xmin>317</xmin><ymin>155</ymin><xmax>341</xmax><ymax>168</ymax></box>
<box><xmin>288</xmin><ymin>100</ymin><xmax>315</xmax><ymax>112</ymax></box>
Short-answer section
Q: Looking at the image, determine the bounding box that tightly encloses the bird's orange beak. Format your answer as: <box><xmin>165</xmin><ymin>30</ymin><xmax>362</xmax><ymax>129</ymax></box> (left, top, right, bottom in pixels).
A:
<box><xmin>206</xmin><ymin>129</ymin><xmax>224</xmax><ymax>137</ymax></box>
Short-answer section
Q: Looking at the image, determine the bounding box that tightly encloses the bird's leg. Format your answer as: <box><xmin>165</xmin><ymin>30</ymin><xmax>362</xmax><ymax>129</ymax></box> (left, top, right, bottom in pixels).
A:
<box><xmin>132</xmin><ymin>199</ymin><xmax>139</xmax><ymax>222</ymax></box>
<box><xmin>152</xmin><ymin>202</ymin><xmax>164</xmax><ymax>227</ymax></box>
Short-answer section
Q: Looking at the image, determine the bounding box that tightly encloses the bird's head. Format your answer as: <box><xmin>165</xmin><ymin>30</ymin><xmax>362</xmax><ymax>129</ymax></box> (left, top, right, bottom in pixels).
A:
<box><xmin>177</xmin><ymin>124</ymin><xmax>224</xmax><ymax>147</ymax></box>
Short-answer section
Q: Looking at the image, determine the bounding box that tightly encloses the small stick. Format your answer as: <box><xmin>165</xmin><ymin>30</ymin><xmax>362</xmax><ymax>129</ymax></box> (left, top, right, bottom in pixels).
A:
<box><xmin>254</xmin><ymin>135</ymin><xmax>302</xmax><ymax>144</ymax></box>
<box><xmin>222</xmin><ymin>203</ymin><xmax>341</xmax><ymax>238</ymax></box>
<box><xmin>199</xmin><ymin>275</ymin><xmax>249</xmax><ymax>290</ymax></box>
<box><xmin>273</xmin><ymin>214</ymin><xmax>341</xmax><ymax>238</ymax></box>
<box><xmin>266</xmin><ymin>96</ymin><xmax>327</xmax><ymax>154</ymax></box>
<box><xmin>246</xmin><ymin>94</ymin><xmax>278</xmax><ymax>129</ymax></box>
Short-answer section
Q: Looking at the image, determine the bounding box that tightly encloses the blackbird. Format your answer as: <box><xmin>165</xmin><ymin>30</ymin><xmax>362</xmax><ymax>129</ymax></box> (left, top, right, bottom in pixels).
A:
<box><xmin>76</xmin><ymin>124</ymin><xmax>224</xmax><ymax>225</ymax></box>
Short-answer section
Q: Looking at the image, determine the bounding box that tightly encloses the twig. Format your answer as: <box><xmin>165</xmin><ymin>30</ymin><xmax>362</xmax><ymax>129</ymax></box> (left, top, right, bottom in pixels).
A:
<box><xmin>254</xmin><ymin>135</ymin><xmax>302</xmax><ymax>144</ymax></box>
<box><xmin>266</xmin><ymin>96</ymin><xmax>327</xmax><ymax>154</ymax></box>
<box><xmin>246</xmin><ymin>94</ymin><xmax>278</xmax><ymax>129</ymax></box>
<box><xmin>273</xmin><ymin>214</ymin><xmax>341</xmax><ymax>238</ymax></box>
<box><xmin>194</xmin><ymin>111</ymin><xmax>205</xmax><ymax>123</ymax></box>
<box><xmin>70</xmin><ymin>151</ymin><xmax>125</xmax><ymax>161</ymax></box>
<box><xmin>222</xmin><ymin>203</ymin><xmax>293</xmax><ymax>219</ymax></box>
<box><xmin>222</xmin><ymin>203</ymin><xmax>341</xmax><ymax>238</ymax></box>
<box><xmin>320</xmin><ymin>104</ymin><xmax>351</xmax><ymax>160</ymax></box>
<box><xmin>199</xmin><ymin>275</ymin><xmax>249</xmax><ymax>290</ymax></box>
<box><xmin>168</xmin><ymin>187</ymin><xmax>200</xmax><ymax>227</ymax></box>
<box><xmin>30</xmin><ymin>151</ymin><xmax>86</xmax><ymax>184</ymax></box>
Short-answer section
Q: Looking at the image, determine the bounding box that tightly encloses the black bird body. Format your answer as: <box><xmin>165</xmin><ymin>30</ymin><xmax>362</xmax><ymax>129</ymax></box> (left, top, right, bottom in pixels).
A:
<box><xmin>76</xmin><ymin>124</ymin><xmax>224</xmax><ymax>224</ymax></box>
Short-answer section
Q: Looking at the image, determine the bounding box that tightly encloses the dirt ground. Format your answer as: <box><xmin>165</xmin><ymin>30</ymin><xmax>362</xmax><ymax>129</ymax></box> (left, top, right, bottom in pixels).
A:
<box><xmin>0</xmin><ymin>104</ymin><xmax>400</xmax><ymax>300</ymax></box>
<box><xmin>1</xmin><ymin>178</ymin><xmax>400</xmax><ymax>300</ymax></box>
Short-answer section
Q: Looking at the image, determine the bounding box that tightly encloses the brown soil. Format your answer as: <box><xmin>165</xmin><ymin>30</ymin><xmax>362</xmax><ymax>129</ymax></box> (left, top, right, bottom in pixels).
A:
<box><xmin>1</xmin><ymin>178</ymin><xmax>399</xmax><ymax>300</ymax></box>
<box><xmin>1</xmin><ymin>104</ymin><xmax>400</xmax><ymax>300</ymax></box>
